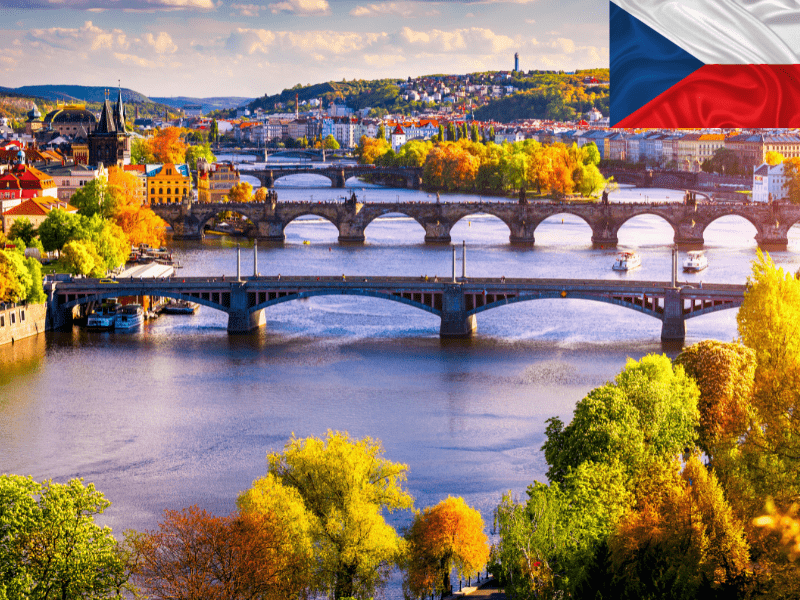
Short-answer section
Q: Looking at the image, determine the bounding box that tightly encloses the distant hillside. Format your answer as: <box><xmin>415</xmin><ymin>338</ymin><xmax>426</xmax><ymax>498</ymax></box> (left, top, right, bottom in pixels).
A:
<box><xmin>5</xmin><ymin>85</ymin><xmax>150</xmax><ymax>104</ymax></box>
<box><xmin>151</xmin><ymin>96</ymin><xmax>253</xmax><ymax>113</ymax></box>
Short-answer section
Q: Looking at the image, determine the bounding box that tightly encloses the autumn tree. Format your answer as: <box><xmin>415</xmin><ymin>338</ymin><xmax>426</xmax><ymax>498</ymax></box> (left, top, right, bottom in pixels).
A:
<box><xmin>766</xmin><ymin>151</ymin><xmax>785</xmax><ymax>166</ymax></box>
<box><xmin>227</xmin><ymin>181</ymin><xmax>254</xmax><ymax>203</ymax></box>
<box><xmin>108</xmin><ymin>167</ymin><xmax>166</xmax><ymax>247</ymax></box>
<box><xmin>253</xmin><ymin>431</ymin><xmax>414</xmax><ymax>599</ymax></box>
<box><xmin>355</xmin><ymin>135</ymin><xmax>390</xmax><ymax>165</ymax></box>
<box><xmin>129</xmin><ymin>505</ymin><xmax>311</xmax><ymax>600</ymax></box>
<box><xmin>609</xmin><ymin>454</ymin><xmax>751</xmax><ymax>599</ymax></box>
<box><xmin>0</xmin><ymin>475</ymin><xmax>130</xmax><ymax>599</ymax></box>
<box><xmin>783</xmin><ymin>157</ymin><xmax>800</xmax><ymax>204</ymax></box>
<box><xmin>149</xmin><ymin>127</ymin><xmax>187</xmax><ymax>164</ymax></box>
<box><xmin>404</xmin><ymin>497</ymin><xmax>489</xmax><ymax>600</ymax></box>
<box><xmin>254</xmin><ymin>187</ymin><xmax>270</xmax><ymax>202</ymax></box>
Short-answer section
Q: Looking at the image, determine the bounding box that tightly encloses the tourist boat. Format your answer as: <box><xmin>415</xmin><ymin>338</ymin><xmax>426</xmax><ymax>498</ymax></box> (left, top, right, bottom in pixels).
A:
<box><xmin>114</xmin><ymin>304</ymin><xmax>145</xmax><ymax>330</ymax></box>
<box><xmin>161</xmin><ymin>299</ymin><xmax>199</xmax><ymax>315</ymax></box>
<box><xmin>612</xmin><ymin>251</ymin><xmax>642</xmax><ymax>271</ymax></box>
<box><xmin>87</xmin><ymin>300</ymin><xmax>121</xmax><ymax>330</ymax></box>
<box><xmin>683</xmin><ymin>250</ymin><xmax>708</xmax><ymax>272</ymax></box>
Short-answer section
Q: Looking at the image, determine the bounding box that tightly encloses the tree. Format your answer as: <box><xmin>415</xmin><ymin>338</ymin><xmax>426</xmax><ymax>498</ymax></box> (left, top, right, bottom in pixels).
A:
<box><xmin>403</xmin><ymin>497</ymin><xmax>489</xmax><ymax>600</ymax></box>
<box><xmin>185</xmin><ymin>143</ymin><xmax>216</xmax><ymax>171</ymax></box>
<box><xmin>783</xmin><ymin>157</ymin><xmax>800</xmax><ymax>204</ymax></box>
<box><xmin>0</xmin><ymin>475</ymin><xmax>129</xmax><ymax>599</ymax></box>
<box><xmin>209</xmin><ymin>119</ymin><xmax>220</xmax><ymax>144</ymax></box>
<box><xmin>70</xmin><ymin>177</ymin><xmax>121</xmax><ymax>218</ymax></box>
<box><xmin>129</xmin><ymin>505</ymin><xmax>311</xmax><ymax>600</ymax></box>
<box><xmin>131</xmin><ymin>137</ymin><xmax>155</xmax><ymax>165</ymax></box>
<box><xmin>355</xmin><ymin>135</ymin><xmax>390</xmax><ymax>165</ymax></box>
<box><xmin>377</xmin><ymin>124</ymin><xmax>386</xmax><ymax>141</ymax></box>
<box><xmin>609</xmin><ymin>454</ymin><xmax>750</xmax><ymax>599</ymax></box>
<box><xmin>542</xmin><ymin>354</ymin><xmax>700</xmax><ymax>485</ymax></box>
<box><xmin>766</xmin><ymin>151</ymin><xmax>785</xmax><ymax>166</ymax></box>
<box><xmin>254</xmin><ymin>187</ymin><xmax>270</xmax><ymax>202</ymax></box>
<box><xmin>8</xmin><ymin>217</ymin><xmax>36</xmax><ymax>247</ymax></box>
<box><xmin>257</xmin><ymin>431</ymin><xmax>414</xmax><ymax>599</ymax></box>
<box><xmin>322</xmin><ymin>135</ymin><xmax>340</xmax><ymax>150</ymax></box>
<box><xmin>37</xmin><ymin>208</ymin><xmax>81</xmax><ymax>252</ymax></box>
<box><xmin>227</xmin><ymin>181</ymin><xmax>254</xmax><ymax>203</ymax></box>
<box><xmin>59</xmin><ymin>239</ymin><xmax>105</xmax><ymax>277</ymax></box>
<box><xmin>109</xmin><ymin>167</ymin><xmax>167</xmax><ymax>247</ymax></box>
<box><xmin>149</xmin><ymin>127</ymin><xmax>187</xmax><ymax>164</ymax></box>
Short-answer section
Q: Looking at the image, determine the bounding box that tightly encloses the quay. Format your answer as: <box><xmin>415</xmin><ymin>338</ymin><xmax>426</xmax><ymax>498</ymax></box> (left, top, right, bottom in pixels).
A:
<box><xmin>45</xmin><ymin>273</ymin><xmax>745</xmax><ymax>342</ymax></box>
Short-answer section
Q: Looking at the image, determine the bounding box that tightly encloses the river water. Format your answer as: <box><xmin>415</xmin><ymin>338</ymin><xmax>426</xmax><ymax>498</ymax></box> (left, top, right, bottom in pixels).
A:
<box><xmin>2</xmin><ymin>171</ymin><xmax>799</xmax><ymax>595</ymax></box>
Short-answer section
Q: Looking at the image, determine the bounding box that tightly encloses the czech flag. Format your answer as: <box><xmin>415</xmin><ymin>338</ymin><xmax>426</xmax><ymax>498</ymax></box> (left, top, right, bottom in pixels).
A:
<box><xmin>610</xmin><ymin>0</ymin><xmax>800</xmax><ymax>128</ymax></box>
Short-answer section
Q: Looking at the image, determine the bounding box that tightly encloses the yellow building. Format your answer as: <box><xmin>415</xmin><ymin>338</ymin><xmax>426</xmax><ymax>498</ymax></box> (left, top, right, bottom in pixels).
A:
<box><xmin>197</xmin><ymin>160</ymin><xmax>240</xmax><ymax>203</ymax></box>
<box><xmin>147</xmin><ymin>163</ymin><xmax>191</xmax><ymax>204</ymax></box>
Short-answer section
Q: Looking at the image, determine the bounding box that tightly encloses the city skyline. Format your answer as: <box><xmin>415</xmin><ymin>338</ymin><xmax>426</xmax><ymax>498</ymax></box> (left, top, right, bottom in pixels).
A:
<box><xmin>0</xmin><ymin>0</ymin><xmax>608</xmax><ymax>99</ymax></box>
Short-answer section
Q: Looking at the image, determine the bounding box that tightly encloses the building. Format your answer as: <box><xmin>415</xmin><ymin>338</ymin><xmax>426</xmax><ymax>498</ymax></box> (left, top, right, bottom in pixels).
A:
<box><xmin>24</xmin><ymin>103</ymin><xmax>43</xmax><ymax>136</ymax></box>
<box><xmin>0</xmin><ymin>160</ymin><xmax>57</xmax><ymax>200</ymax></box>
<box><xmin>42</xmin><ymin>104</ymin><xmax>97</xmax><ymax>137</ymax></box>
<box><xmin>752</xmin><ymin>162</ymin><xmax>787</xmax><ymax>203</ymax></box>
<box><xmin>1</xmin><ymin>196</ymin><xmax>77</xmax><ymax>232</ymax></box>
<box><xmin>197</xmin><ymin>161</ymin><xmax>240</xmax><ymax>203</ymax></box>
<box><xmin>51</xmin><ymin>163</ymin><xmax>106</xmax><ymax>201</ymax></box>
<box><xmin>147</xmin><ymin>163</ymin><xmax>191</xmax><ymax>204</ymax></box>
<box><xmin>514</xmin><ymin>52</ymin><xmax>519</xmax><ymax>72</ymax></box>
<box><xmin>183</xmin><ymin>105</ymin><xmax>203</xmax><ymax>118</ymax></box>
<box><xmin>390</xmin><ymin>125</ymin><xmax>406</xmax><ymax>153</ymax></box>
<box><xmin>123</xmin><ymin>164</ymin><xmax>148</xmax><ymax>205</ymax></box>
<box><xmin>88</xmin><ymin>88</ymin><xmax>131</xmax><ymax>168</ymax></box>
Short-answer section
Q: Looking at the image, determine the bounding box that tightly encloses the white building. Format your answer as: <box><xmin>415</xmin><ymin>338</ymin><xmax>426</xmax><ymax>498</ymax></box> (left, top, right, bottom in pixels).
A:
<box><xmin>391</xmin><ymin>125</ymin><xmax>406</xmax><ymax>153</ymax></box>
<box><xmin>752</xmin><ymin>162</ymin><xmax>787</xmax><ymax>203</ymax></box>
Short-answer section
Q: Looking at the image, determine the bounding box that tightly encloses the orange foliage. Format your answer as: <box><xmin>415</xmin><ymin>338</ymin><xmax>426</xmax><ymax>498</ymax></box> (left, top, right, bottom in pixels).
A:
<box><xmin>404</xmin><ymin>496</ymin><xmax>490</xmax><ymax>599</ymax></box>
<box><xmin>129</xmin><ymin>505</ymin><xmax>311</xmax><ymax>600</ymax></box>
<box><xmin>148</xmin><ymin>127</ymin><xmax>187</xmax><ymax>165</ymax></box>
<box><xmin>108</xmin><ymin>167</ymin><xmax>166</xmax><ymax>247</ymax></box>
<box><xmin>423</xmin><ymin>142</ymin><xmax>479</xmax><ymax>191</ymax></box>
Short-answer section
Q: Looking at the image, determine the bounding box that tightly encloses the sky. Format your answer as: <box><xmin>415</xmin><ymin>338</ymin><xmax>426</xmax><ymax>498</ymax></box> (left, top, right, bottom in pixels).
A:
<box><xmin>0</xmin><ymin>0</ymin><xmax>608</xmax><ymax>99</ymax></box>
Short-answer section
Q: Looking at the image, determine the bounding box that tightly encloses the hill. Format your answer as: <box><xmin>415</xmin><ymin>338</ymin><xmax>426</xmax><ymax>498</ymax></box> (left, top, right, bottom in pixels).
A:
<box><xmin>150</xmin><ymin>96</ymin><xmax>254</xmax><ymax>113</ymax></box>
<box><xmin>3</xmin><ymin>84</ymin><xmax>150</xmax><ymax>104</ymax></box>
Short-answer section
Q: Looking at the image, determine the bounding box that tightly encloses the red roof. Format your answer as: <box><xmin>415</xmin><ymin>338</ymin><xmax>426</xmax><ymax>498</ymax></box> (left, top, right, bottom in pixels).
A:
<box><xmin>2</xmin><ymin>197</ymin><xmax>77</xmax><ymax>217</ymax></box>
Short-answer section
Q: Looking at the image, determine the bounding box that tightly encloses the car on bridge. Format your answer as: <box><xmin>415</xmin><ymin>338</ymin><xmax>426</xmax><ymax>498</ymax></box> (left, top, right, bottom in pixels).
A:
<box><xmin>99</xmin><ymin>278</ymin><xmax>119</xmax><ymax>284</ymax></box>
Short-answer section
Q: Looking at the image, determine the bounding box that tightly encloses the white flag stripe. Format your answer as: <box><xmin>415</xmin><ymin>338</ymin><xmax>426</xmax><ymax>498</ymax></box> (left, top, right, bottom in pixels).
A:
<box><xmin>614</xmin><ymin>0</ymin><xmax>800</xmax><ymax>64</ymax></box>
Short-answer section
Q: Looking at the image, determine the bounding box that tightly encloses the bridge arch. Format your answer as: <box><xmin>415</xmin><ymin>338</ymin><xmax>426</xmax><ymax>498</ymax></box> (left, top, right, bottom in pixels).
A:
<box><xmin>271</xmin><ymin>170</ymin><xmax>337</xmax><ymax>187</ymax></box>
<box><xmin>248</xmin><ymin>288</ymin><xmax>441</xmax><ymax>317</ymax></box>
<box><xmin>59</xmin><ymin>289</ymin><xmax>230</xmax><ymax>314</ymax></box>
<box><xmin>700</xmin><ymin>213</ymin><xmax>760</xmax><ymax>243</ymax></box>
<box><xmin>449</xmin><ymin>210</ymin><xmax>513</xmax><ymax>238</ymax></box>
<box><xmin>196</xmin><ymin>208</ymin><xmax>258</xmax><ymax>236</ymax></box>
<box><xmin>615</xmin><ymin>211</ymin><xmax>679</xmax><ymax>241</ymax></box>
<box><xmin>362</xmin><ymin>211</ymin><xmax>427</xmax><ymax>237</ymax></box>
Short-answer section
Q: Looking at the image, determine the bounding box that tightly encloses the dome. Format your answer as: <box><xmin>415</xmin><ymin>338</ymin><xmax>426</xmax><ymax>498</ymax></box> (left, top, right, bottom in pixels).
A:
<box><xmin>44</xmin><ymin>106</ymin><xmax>97</xmax><ymax>126</ymax></box>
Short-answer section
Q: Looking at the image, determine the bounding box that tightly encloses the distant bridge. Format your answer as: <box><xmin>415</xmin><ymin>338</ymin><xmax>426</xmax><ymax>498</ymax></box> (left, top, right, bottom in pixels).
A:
<box><xmin>46</xmin><ymin>275</ymin><xmax>745</xmax><ymax>341</ymax></box>
<box><xmin>238</xmin><ymin>165</ymin><xmax>423</xmax><ymax>189</ymax></box>
<box><xmin>150</xmin><ymin>198</ymin><xmax>800</xmax><ymax>248</ymax></box>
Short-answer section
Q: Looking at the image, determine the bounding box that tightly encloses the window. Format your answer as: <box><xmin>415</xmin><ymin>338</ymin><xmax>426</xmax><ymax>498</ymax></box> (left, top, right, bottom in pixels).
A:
<box><xmin>20</xmin><ymin>309</ymin><xmax>25</xmax><ymax>322</ymax></box>
<box><xmin>0</xmin><ymin>315</ymin><xmax>4</xmax><ymax>327</ymax></box>
<box><xmin>167</xmin><ymin>188</ymin><xmax>171</xmax><ymax>195</ymax></box>
<box><xmin>10</xmin><ymin>313</ymin><xmax>15</xmax><ymax>325</ymax></box>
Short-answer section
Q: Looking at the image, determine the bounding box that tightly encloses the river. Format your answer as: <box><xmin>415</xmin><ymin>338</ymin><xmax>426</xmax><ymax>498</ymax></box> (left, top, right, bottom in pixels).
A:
<box><xmin>1</xmin><ymin>172</ymin><xmax>798</xmax><ymax>596</ymax></box>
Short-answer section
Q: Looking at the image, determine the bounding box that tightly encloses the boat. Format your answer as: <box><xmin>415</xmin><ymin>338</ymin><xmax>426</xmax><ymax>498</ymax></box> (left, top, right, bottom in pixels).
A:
<box><xmin>303</xmin><ymin>240</ymin><xmax>311</xmax><ymax>245</ymax></box>
<box><xmin>683</xmin><ymin>250</ymin><xmax>708</xmax><ymax>272</ymax></box>
<box><xmin>87</xmin><ymin>300</ymin><xmax>121</xmax><ymax>330</ymax></box>
<box><xmin>162</xmin><ymin>299</ymin><xmax>199</xmax><ymax>315</ymax></box>
<box><xmin>612</xmin><ymin>251</ymin><xmax>642</xmax><ymax>271</ymax></box>
<box><xmin>114</xmin><ymin>304</ymin><xmax>145</xmax><ymax>330</ymax></box>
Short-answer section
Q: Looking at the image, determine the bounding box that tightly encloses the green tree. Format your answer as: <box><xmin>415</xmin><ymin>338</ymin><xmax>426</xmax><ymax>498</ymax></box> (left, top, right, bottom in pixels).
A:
<box><xmin>37</xmin><ymin>209</ymin><xmax>81</xmax><ymax>253</ymax></box>
<box><xmin>209</xmin><ymin>118</ymin><xmax>219</xmax><ymax>144</ymax></box>
<box><xmin>8</xmin><ymin>217</ymin><xmax>36</xmax><ymax>247</ymax></box>
<box><xmin>254</xmin><ymin>431</ymin><xmax>414</xmax><ymax>599</ymax></box>
<box><xmin>69</xmin><ymin>177</ymin><xmax>121</xmax><ymax>218</ymax></box>
<box><xmin>0</xmin><ymin>474</ymin><xmax>129</xmax><ymax>599</ymax></box>
<box><xmin>59</xmin><ymin>239</ymin><xmax>105</xmax><ymax>277</ymax></box>
<box><xmin>403</xmin><ymin>497</ymin><xmax>489</xmax><ymax>600</ymax></box>
<box><xmin>131</xmin><ymin>137</ymin><xmax>155</xmax><ymax>165</ymax></box>
<box><xmin>322</xmin><ymin>135</ymin><xmax>340</xmax><ymax>150</ymax></box>
<box><xmin>377</xmin><ymin>124</ymin><xmax>386</xmax><ymax>141</ymax></box>
<box><xmin>184</xmin><ymin>143</ymin><xmax>216</xmax><ymax>171</ymax></box>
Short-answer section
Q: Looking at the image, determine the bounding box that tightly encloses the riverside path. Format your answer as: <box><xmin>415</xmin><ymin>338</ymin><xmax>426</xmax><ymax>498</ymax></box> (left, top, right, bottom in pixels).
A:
<box><xmin>45</xmin><ymin>275</ymin><xmax>745</xmax><ymax>342</ymax></box>
<box><xmin>150</xmin><ymin>198</ymin><xmax>800</xmax><ymax>248</ymax></box>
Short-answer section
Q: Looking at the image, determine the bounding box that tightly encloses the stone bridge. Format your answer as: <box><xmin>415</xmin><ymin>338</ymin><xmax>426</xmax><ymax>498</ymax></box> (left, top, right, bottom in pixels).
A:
<box><xmin>151</xmin><ymin>199</ymin><xmax>800</xmax><ymax>248</ymax></box>
<box><xmin>241</xmin><ymin>165</ymin><xmax>423</xmax><ymax>189</ymax></box>
<box><xmin>45</xmin><ymin>276</ymin><xmax>746</xmax><ymax>341</ymax></box>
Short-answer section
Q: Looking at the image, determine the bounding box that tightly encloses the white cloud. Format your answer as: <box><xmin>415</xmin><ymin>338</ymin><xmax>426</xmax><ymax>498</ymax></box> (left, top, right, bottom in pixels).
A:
<box><xmin>362</xmin><ymin>53</ymin><xmax>406</xmax><ymax>66</ymax></box>
<box><xmin>225</xmin><ymin>27</ymin><xmax>276</xmax><ymax>54</ymax></box>
<box><xmin>551</xmin><ymin>37</ymin><xmax>574</xmax><ymax>53</ymax></box>
<box><xmin>401</xmin><ymin>26</ymin><xmax>516</xmax><ymax>54</ymax></box>
<box><xmin>278</xmin><ymin>30</ymin><xmax>387</xmax><ymax>54</ymax></box>
<box><xmin>0</xmin><ymin>0</ymin><xmax>215</xmax><ymax>10</ymax></box>
<box><xmin>114</xmin><ymin>51</ymin><xmax>154</xmax><ymax>67</ymax></box>
<box><xmin>350</xmin><ymin>2</ymin><xmax>439</xmax><ymax>18</ymax></box>
<box><xmin>142</xmin><ymin>31</ymin><xmax>177</xmax><ymax>53</ymax></box>
<box><xmin>230</xmin><ymin>2</ymin><xmax>262</xmax><ymax>16</ymax></box>
<box><xmin>27</xmin><ymin>21</ymin><xmax>128</xmax><ymax>52</ymax></box>
<box><xmin>268</xmin><ymin>0</ymin><xmax>329</xmax><ymax>15</ymax></box>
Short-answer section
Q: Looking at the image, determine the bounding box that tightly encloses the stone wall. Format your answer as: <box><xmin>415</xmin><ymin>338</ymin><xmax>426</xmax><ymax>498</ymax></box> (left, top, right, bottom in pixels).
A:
<box><xmin>0</xmin><ymin>303</ymin><xmax>47</xmax><ymax>346</ymax></box>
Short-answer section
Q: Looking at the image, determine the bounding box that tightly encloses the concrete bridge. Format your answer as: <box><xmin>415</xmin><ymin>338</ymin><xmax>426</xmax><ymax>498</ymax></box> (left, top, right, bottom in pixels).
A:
<box><xmin>151</xmin><ymin>199</ymin><xmax>800</xmax><ymax>248</ymax></box>
<box><xmin>240</xmin><ymin>165</ymin><xmax>423</xmax><ymax>189</ymax></box>
<box><xmin>45</xmin><ymin>275</ymin><xmax>745</xmax><ymax>341</ymax></box>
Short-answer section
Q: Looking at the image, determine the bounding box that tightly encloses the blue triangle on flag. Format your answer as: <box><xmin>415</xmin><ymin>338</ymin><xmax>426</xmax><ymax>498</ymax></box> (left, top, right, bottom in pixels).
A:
<box><xmin>610</xmin><ymin>1</ymin><xmax>705</xmax><ymax>126</ymax></box>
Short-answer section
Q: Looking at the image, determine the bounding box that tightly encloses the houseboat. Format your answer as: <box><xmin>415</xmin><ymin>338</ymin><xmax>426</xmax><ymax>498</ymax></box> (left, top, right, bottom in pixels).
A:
<box><xmin>612</xmin><ymin>251</ymin><xmax>642</xmax><ymax>271</ymax></box>
<box><xmin>114</xmin><ymin>304</ymin><xmax>145</xmax><ymax>330</ymax></box>
<box><xmin>683</xmin><ymin>250</ymin><xmax>708</xmax><ymax>272</ymax></box>
<box><xmin>87</xmin><ymin>300</ymin><xmax>122</xmax><ymax>330</ymax></box>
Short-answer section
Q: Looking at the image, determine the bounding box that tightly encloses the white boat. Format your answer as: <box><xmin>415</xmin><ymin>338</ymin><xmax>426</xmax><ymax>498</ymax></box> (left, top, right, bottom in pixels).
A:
<box><xmin>162</xmin><ymin>299</ymin><xmax>199</xmax><ymax>315</ymax></box>
<box><xmin>612</xmin><ymin>251</ymin><xmax>641</xmax><ymax>271</ymax></box>
<box><xmin>683</xmin><ymin>250</ymin><xmax>708</xmax><ymax>272</ymax></box>
<box><xmin>114</xmin><ymin>304</ymin><xmax>144</xmax><ymax>330</ymax></box>
<box><xmin>87</xmin><ymin>300</ymin><xmax>121</xmax><ymax>330</ymax></box>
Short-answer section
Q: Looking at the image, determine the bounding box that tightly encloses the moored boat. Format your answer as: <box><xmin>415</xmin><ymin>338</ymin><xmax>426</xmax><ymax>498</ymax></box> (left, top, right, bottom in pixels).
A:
<box><xmin>162</xmin><ymin>299</ymin><xmax>199</xmax><ymax>315</ymax></box>
<box><xmin>114</xmin><ymin>304</ymin><xmax>144</xmax><ymax>330</ymax></box>
<box><xmin>87</xmin><ymin>300</ymin><xmax>121</xmax><ymax>330</ymax></box>
<box><xmin>683</xmin><ymin>250</ymin><xmax>708</xmax><ymax>272</ymax></box>
<box><xmin>612</xmin><ymin>251</ymin><xmax>641</xmax><ymax>271</ymax></box>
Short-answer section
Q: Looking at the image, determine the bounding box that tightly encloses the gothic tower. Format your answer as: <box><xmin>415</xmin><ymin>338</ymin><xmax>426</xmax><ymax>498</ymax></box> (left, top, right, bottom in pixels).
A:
<box><xmin>88</xmin><ymin>86</ymin><xmax>131</xmax><ymax>167</ymax></box>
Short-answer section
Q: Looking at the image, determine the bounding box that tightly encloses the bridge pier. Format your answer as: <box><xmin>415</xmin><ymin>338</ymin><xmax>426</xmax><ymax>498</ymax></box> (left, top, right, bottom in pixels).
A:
<box><xmin>591</xmin><ymin>228</ymin><xmax>618</xmax><ymax>247</ymax></box>
<box><xmin>257</xmin><ymin>220</ymin><xmax>286</xmax><ymax>243</ymax></box>
<box><xmin>227</xmin><ymin>285</ymin><xmax>266</xmax><ymax>333</ymax></box>
<box><xmin>509</xmin><ymin>220</ymin><xmax>536</xmax><ymax>246</ymax></box>
<box><xmin>439</xmin><ymin>285</ymin><xmax>476</xmax><ymax>337</ymax></box>
<box><xmin>756</xmin><ymin>226</ymin><xmax>789</xmax><ymax>250</ymax></box>
<box><xmin>424</xmin><ymin>222</ymin><xmax>452</xmax><ymax>244</ymax></box>
<box><xmin>337</xmin><ymin>221</ymin><xmax>366</xmax><ymax>244</ymax></box>
<box><xmin>661</xmin><ymin>288</ymin><xmax>686</xmax><ymax>342</ymax></box>
<box><xmin>675</xmin><ymin>220</ymin><xmax>705</xmax><ymax>247</ymax></box>
<box><xmin>44</xmin><ymin>283</ymin><xmax>74</xmax><ymax>330</ymax></box>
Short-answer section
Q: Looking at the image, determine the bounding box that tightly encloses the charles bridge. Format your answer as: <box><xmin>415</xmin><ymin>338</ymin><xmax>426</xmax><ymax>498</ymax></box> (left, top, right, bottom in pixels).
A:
<box><xmin>45</xmin><ymin>274</ymin><xmax>745</xmax><ymax>342</ymax></box>
<box><xmin>150</xmin><ymin>196</ymin><xmax>799</xmax><ymax>248</ymax></box>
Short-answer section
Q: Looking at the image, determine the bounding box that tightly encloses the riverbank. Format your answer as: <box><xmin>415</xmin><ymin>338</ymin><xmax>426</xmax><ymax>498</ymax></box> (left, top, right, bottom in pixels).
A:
<box><xmin>0</xmin><ymin>303</ymin><xmax>46</xmax><ymax>346</ymax></box>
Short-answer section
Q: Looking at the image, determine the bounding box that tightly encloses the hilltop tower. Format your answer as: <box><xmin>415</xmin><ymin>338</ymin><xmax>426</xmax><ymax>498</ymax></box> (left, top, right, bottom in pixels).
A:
<box><xmin>88</xmin><ymin>85</ymin><xmax>131</xmax><ymax>167</ymax></box>
<box><xmin>514</xmin><ymin>52</ymin><xmax>519</xmax><ymax>72</ymax></box>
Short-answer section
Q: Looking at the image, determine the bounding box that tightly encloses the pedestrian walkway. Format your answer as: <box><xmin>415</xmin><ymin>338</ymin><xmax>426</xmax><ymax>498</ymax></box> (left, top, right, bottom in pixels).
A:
<box><xmin>443</xmin><ymin>576</ymin><xmax>506</xmax><ymax>599</ymax></box>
